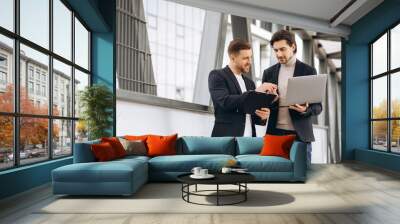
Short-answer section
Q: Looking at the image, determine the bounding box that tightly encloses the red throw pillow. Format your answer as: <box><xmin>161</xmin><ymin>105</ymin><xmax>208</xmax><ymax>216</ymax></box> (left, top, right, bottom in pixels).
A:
<box><xmin>101</xmin><ymin>137</ymin><xmax>127</xmax><ymax>158</ymax></box>
<box><xmin>91</xmin><ymin>142</ymin><xmax>117</xmax><ymax>161</ymax></box>
<box><xmin>259</xmin><ymin>134</ymin><xmax>296</xmax><ymax>159</ymax></box>
<box><xmin>146</xmin><ymin>134</ymin><xmax>178</xmax><ymax>157</ymax></box>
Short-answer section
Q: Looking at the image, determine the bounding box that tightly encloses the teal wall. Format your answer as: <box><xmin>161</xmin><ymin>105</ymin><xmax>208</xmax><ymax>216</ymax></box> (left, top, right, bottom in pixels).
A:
<box><xmin>0</xmin><ymin>158</ymin><xmax>72</xmax><ymax>199</ymax></box>
<box><xmin>0</xmin><ymin>0</ymin><xmax>116</xmax><ymax>200</ymax></box>
<box><xmin>343</xmin><ymin>0</ymin><xmax>400</xmax><ymax>171</ymax></box>
<box><xmin>92</xmin><ymin>32</ymin><xmax>115</xmax><ymax>136</ymax></box>
<box><xmin>91</xmin><ymin>0</ymin><xmax>116</xmax><ymax>135</ymax></box>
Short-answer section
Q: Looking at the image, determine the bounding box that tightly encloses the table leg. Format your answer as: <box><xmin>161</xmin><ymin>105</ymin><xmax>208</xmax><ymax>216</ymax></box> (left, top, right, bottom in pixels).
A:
<box><xmin>245</xmin><ymin>183</ymin><xmax>247</xmax><ymax>201</ymax></box>
<box><xmin>187</xmin><ymin>184</ymin><xmax>190</xmax><ymax>202</ymax></box>
<box><xmin>181</xmin><ymin>184</ymin><xmax>183</xmax><ymax>199</ymax></box>
<box><xmin>217</xmin><ymin>184</ymin><xmax>219</xmax><ymax>206</ymax></box>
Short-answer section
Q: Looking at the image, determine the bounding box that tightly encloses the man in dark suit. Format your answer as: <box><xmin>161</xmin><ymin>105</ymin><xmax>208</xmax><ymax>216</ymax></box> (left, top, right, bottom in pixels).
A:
<box><xmin>208</xmin><ymin>39</ymin><xmax>272</xmax><ymax>137</ymax></box>
<box><xmin>262</xmin><ymin>30</ymin><xmax>322</xmax><ymax>166</ymax></box>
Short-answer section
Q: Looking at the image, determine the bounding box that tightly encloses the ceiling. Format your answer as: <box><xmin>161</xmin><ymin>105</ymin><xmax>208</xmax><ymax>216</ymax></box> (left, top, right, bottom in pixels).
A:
<box><xmin>224</xmin><ymin>0</ymin><xmax>352</xmax><ymax>23</ymax></box>
<box><xmin>171</xmin><ymin>0</ymin><xmax>384</xmax><ymax>37</ymax></box>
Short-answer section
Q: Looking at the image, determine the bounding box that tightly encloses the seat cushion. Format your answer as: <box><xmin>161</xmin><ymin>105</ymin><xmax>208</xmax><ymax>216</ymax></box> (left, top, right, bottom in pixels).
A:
<box><xmin>112</xmin><ymin>155</ymin><xmax>150</xmax><ymax>166</ymax></box>
<box><xmin>178</xmin><ymin>136</ymin><xmax>235</xmax><ymax>155</ymax></box>
<box><xmin>149</xmin><ymin>154</ymin><xmax>235</xmax><ymax>172</ymax></box>
<box><xmin>52</xmin><ymin>159</ymin><xmax>147</xmax><ymax>183</ymax></box>
<box><xmin>236</xmin><ymin>155</ymin><xmax>293</xmax><ymax>172</ymax></box>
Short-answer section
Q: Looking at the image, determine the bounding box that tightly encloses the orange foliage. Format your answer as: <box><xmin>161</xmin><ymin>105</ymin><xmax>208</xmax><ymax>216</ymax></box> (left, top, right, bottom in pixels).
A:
<box><xmin>0</xmin><ymin>84</ymin><xmax>60</xmax><ymax>149</ymax></box>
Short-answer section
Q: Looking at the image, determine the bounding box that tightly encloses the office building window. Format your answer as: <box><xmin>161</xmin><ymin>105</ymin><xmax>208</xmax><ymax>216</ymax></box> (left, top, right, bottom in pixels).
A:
<box><xmin>0</xmin><ymin>70</ymin><xmax>7</xmax><ymax>93</ymax></box>
<box><xmin>0</xmin><ymin>35</ymin><xmax>14</xmax><ymax>114</ymax></box>
<box><xmin>370</xmin><ymin>23</ymin><xmax>400</xmax><ymax>153</ymax></box>
<box><xmin>53</xmin><ymin>59</ymin><xmax>72</xmax><ymax>117</ymax></box>
<box><xmin>35</xmin><ymin>83</ymin><xmax>41</xmax><ymax>96</ymax></box>
<box><xmin>28</xmin><ymin>67</ymin><xmax>34</xmax><ymax>80</ymax></box>
<box><xmin>141</xmin><ymin>0</ymin><xmax>205</xmax><ymax>103</ymax></box>
<box><xmin>42</xmin><ymin>85</ymin><xmax>46</xmax><ymax>97</ymax></box>
<box><xmin>35</xmin><ymin>70</ymin><xmax>41</xmax><ymax>81</ymax></box>
<box><xmin>0</xmin><ymin>54</ymin><xmax>9</xmax><ymax>89</ymax></box>
<box><xmin>0</xmin><ymin>0</ymin><xmax>91</xmax><ymax>170</ymax></box>
<box><xmin>0</xmin><ymin>55</ymin><xmax>6</xmax><ymax>67</ymax></box>
<box><xmin>28</xmin><ymin>81</ymin><xmax>34</xmax><ymax>94</ymax></box>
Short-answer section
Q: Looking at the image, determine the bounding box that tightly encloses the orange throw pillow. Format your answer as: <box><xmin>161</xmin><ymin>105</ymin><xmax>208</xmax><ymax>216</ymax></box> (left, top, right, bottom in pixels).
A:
<box><xmin>259</xmin><ymin>134</ymin><xmax>296</xmax><ymax>159</ymax></box>
<box><xmin>146</xmin><ymin>134</ymin><xmax>178</xmax><ymax>157</ymax></box>
<box><xmin>91</xmin><ymin>142</ymin><xmax>117</xmax><ymax>161</ymax></box>
<box><xmin>101</xmin><ymin>137</ymin><xmax>127</xmax><ymax>158</ymax></box>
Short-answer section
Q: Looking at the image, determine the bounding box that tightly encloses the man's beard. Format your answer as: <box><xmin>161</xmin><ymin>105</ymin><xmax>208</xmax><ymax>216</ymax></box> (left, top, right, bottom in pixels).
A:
<box><xmin>279</xmin><ymin>55</ymin><xmax>293</xmax><ymax>64</ymax></box>
<box><xmin>240</xmin><ymin>65</ymin><xmax>250</xmax><ymax>73</ymax></box>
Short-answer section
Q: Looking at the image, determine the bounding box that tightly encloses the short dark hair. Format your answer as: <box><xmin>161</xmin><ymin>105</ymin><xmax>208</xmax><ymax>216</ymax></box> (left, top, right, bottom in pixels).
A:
<box><xmin>270</xmin><ymin>30</ymin><xmax>297</xmax><ymax>53</ymax></box>
<box><xmin>228</xmin><ymin>39</ymin><xmax>251</xmax><ymax>56</ymax></box>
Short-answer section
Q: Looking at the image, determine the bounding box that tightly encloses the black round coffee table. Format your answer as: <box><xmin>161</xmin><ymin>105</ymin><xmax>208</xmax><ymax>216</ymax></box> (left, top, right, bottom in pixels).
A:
<box><xmin>177</xmin><ymin>172</ymin><xmax>255</xmax><ymax>206</ymax></box>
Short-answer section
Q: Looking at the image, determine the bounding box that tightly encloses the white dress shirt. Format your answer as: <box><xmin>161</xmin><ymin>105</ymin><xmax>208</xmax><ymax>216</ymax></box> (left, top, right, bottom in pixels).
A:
<box><xmin>234</xmin><ymin>73</ymin><xmax>252</xmax><ymax>137</ymax></box>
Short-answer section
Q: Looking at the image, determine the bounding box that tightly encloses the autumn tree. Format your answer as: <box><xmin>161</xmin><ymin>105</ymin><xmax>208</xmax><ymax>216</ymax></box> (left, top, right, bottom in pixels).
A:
<box><xmin>0</xmin><ymin>84</ymin><xmax>60</xmax><ymax>152</ymax></box>
<box><xmin>372</xmin><ymin>99</ymin><xmax>400</xmax><ymax>144</ymax></box>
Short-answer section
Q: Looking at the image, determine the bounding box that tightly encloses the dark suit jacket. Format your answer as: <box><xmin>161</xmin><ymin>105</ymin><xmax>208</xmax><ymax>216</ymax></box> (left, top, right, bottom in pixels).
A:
<box><xmin>208</xmin><ymin>66</ymin><xmax>266</xmax><ymax>137</ymax></box>
<box><xmin>262</xmin><ymin>60</ymin><xmax>322</xmax><ymax>142</ymax></box>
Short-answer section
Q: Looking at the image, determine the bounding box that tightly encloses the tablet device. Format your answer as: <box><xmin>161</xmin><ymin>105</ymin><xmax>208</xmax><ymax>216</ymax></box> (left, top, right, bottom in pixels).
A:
<box><xmin>282</xmin><ymin>74</ymin><xmax>327</xmax><ymax>106</ymax></box>
<box><xmin>242</xmin><ymin>91</ymin><xmax>277</xmax><ymax>114</ymax></box>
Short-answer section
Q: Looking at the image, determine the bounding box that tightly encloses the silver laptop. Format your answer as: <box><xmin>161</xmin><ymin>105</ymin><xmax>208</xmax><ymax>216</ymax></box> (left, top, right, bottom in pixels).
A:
<box><xmin>281</xmin><ymin>74</ymin><xmax>328</xmax><ymax>106</ymax></box>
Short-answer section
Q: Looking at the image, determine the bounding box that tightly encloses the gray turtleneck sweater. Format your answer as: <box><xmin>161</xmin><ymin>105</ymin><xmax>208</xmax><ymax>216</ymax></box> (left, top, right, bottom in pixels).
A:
<box><xmin>277</xmin><ymin>56</ymin><xmax>296</xmax><ymax>131</ymax></box>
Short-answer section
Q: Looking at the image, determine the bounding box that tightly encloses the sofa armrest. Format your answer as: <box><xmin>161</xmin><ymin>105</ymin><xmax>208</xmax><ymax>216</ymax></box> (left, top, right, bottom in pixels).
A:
<box><xmin>73</xmin><ymin>141</ymin><xmax>99</xmax><ymax>163</ymax></box>
<box><xmin>289</xmin><ymin>141</ymin><xmax>307</xmax><ymax>181</ymax></box>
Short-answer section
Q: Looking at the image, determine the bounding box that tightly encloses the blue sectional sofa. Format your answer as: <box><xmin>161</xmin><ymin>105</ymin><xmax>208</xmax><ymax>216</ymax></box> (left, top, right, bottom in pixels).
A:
<box><xmin>52</xmin><ymin>136</ymin><xmax>307</xmax><ymax>196</ymax></box>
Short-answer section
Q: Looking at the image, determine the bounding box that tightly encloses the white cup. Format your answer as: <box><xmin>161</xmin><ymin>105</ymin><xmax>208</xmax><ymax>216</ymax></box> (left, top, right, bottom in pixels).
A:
<box><xmin>221</xmin><ymin>167</ymin><xmax>232</xmax><ymax>174</ymax></box>
<box><xmin>200</xmin><ymin>169</ymin><xmax>208</xmax><ymax>176</ymax></box>
<box><xmin>191</xmin><ymin>167</ymin><xmax>202</xmax><ymax>176</ymax></box>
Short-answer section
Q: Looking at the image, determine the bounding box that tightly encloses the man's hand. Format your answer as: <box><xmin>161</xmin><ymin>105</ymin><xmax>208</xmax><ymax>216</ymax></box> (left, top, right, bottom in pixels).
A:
<box><xmin>289</xmin><ymin>103</ymin><xmax>309</xmax><ymax>113</ymax></box>
<box><xmin>255</xmin><ymin>108</ymin><xmax>270</xmax><ymax>120</ymax></box>
<box><xmin>270</xmin><ymin>90</ymin><xmax>279</xmax><ymax>103</ymax></box>
<box><xmin>255</xmin><ymin>82</ymin><xmax>277</xmax><ymax>93</ymax></box>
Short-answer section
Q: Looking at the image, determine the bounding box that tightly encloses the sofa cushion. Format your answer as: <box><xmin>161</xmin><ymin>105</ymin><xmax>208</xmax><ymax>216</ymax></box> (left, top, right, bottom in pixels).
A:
<box><xmin>179</xmin><ymin>136</ymin><xmax>235</xmax><ymax>155</ymax></box>
<box><xmin>118</xmin><ymin>138</ymin><xmax>147</xmax><ymax>156</ymax></box>
<box><xmin>74</xmin><ymin>139</ymin><xmax>100</xmax><ymax>163</ymax></box>
<box><xmin>236</xmin><ymin>155</ymin><xmax>293</xmax><ymax>172</ymax></box>
<box><xmin>260</xmin><ymin>134</ymin><xmax>296</xmax><ymax>159</ymax></box>
<box><xmin>101</xmin><ymin>137</ymin><xmax>127</xmax><ymax>158</ymax></box>
<box><xmin>53</xmin><ymin>159</ymin><xmax>147</xmax><ymax>183</ymax></box>
<box><xmin>91</xmin><ymin>142</ymin><xmax>118</xmax><ymax>161</ymax></box>
<box><xmin>148</xmin><ymin>154</ymin><xmax>235</xmax><ymax>172</ymax></box>
<box><xmin>236</xmin><ymin>137</ymin><xmax>263</xmax><ymax>155</ymax></box>
<box><xmin>147</xmin><ymin>134</ymin><xmax>178</xmax><ymax>157</ymax></box>
<box><xmin>115</xmin><ymin>155</ymin><xmax>150</xmax><ymax>163</ymax></box>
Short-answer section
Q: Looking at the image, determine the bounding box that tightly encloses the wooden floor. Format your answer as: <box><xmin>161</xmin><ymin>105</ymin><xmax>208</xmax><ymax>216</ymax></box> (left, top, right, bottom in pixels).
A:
<box><xmin>1</xmin><ymin>162</ymin><xmax>400</xmax><ymax>224</ymax></box>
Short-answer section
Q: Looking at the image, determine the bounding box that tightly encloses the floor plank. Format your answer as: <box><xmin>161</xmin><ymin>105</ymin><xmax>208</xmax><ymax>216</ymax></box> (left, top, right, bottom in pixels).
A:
<box><xmin>1</xmin><ymin>162</ymin><xmax>400</xmax><ymax>224</ymax></box>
